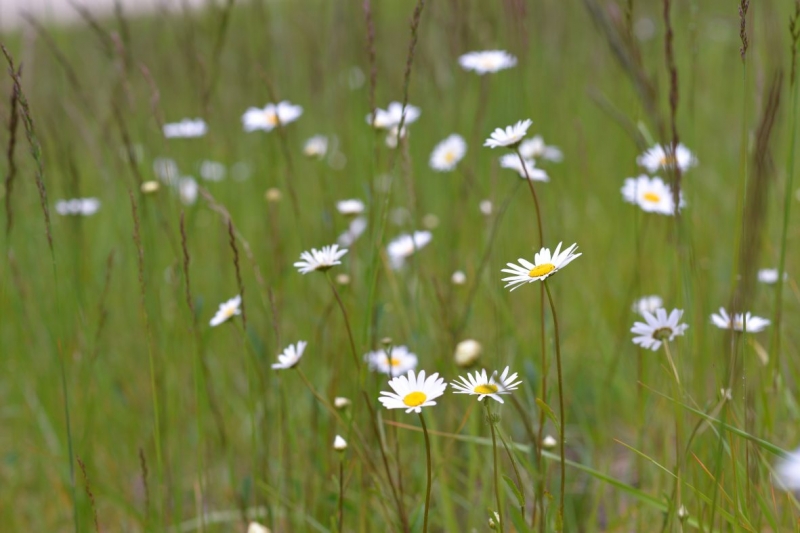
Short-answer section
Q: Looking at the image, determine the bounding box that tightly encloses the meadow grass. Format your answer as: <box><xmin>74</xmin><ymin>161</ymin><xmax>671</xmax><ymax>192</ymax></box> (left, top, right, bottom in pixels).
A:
<box><xmin>2</xmin><ymin>0</ymin><xmax>800</xmax><ymax>531</ymax></box>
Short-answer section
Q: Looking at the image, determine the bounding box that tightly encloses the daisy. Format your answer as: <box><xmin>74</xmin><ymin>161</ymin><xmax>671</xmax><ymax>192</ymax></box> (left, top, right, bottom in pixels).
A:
<box><xmin>501</xmin><ymin>242</ymin><xmax>581</xmax><ymax>291</ymax></box>
<box><xmin>630</xmin><ymin>308</ymin><xmax>688</xmax><ymax>351</ymax></box>
<box><xmin>758</xmin><ymin>268</ymin><xmax>787</xmax><ymax>284</ymax></box>
<box><xmin>294</xmin><ymin>244</ymin><xmax>348</xmax><ymax>274</ymax></box>
<box><xmin>303</xmin><ymin>135</ymin><xmax>328</xmax><ymax>159</ymax></box>
<box><xmin>499</xmin><ymin>153</ymin><xmax>549</xmax><ymax>181</ymax></box>
<box><xmin>429</xmin><ymin>134</ymin><xmax>467</xmax><ymax>172</ymax></box>
<box><xmin>710</xmin><ymin>308</ymin><xmax>770</xmax><ymax>332</ymax></box>
<box><xmin>247</xmin><ymin>523</ymin><xmax>270</xmax><ymax>533</ymax></box>
<box><xmin>209</xmin><ymin>295</ymin><xmax>241</xmax><ymax>327</ymax></box>
<box><xmin>484</xmin><ymin>119</ymin><xmax>532</xmax><ymax>149</ymax></box>
<box><xmin>637</xmin><ymin>143</ymin><xmax>697</xmax><ymax>174</ymax></box>
<box><xmin>621</xmin><ymin>175</ymin><xmax>685</xmax><ymax>215</ymax></box>
<box><xmin>333</xmin><ymin>435</ymin><xmax>348</xmax><ymax>452</ymax></box>
<box><xmin>385</xmin><ymin>125</ymin><xmax>409</xmax><ymax>149</ymax></box>
<box><xmin>775</xmin><ymin>448</ymin><xmax>800</xmax><ymax>490</ymax></box>
<box><xmin>366</xmin><ymin>102</ymin><xmax>420</xmax><ymax>129</ymax></box>
<box><xmin>163</xmin><ymin>118</ymin><xmax>207</xmax><ymax>139</ymax></box>
<box><xmin>458</xmin><ymin>50</ymin><xmax>517</xmax><ymax>75</ymax></box>
<box><xmin>337</xmin><ymin>199</ymin><xmax>365</xmax><ymax>216</ymax></box>
<box><xmin>519</xmin><ymin>135</ymin><xmax>563</xmax><ymax>162</ymax></box>
<box><xmin>178</xmin><ymin>177</ymin><xmax>198</xmax><ymax>206</ymax></box>
<box><xmin>337</xmin><ymin>217</ymin><xmax>368</xmax><ymax>247</ymax></box>
<box><xmin>55</xmin><ymin>198</ymin><xmax>101</xmax><ymax>216</ymax></box>
<box><xmin>387</xmin><ymin>231</ymin><xmax>433</xmax><ymax>270</ymax></box>
<box><xmin>378</xmin><ymin>370</ymin><xmax>447</xmax><ymax>414</ymax></box>
<box><xmin>453</xmin><ymin>339</ymin><xmax>481</xmax><ymax>367</ymax></box>
<box><xmin>365</xmin><ymin>345</ymin><xmax>418</xmax><ymax>376</ymax></box>
<box><xmin>451</xmin><ymin>366</ymin><xmax>521</xmax><ymax>403</ymax></box>
<box><xmin>451</xmin><ymin>270</ymin><xmax>467</xmax><ymax>285</ymax></box>
<box><xmin>271</xmin><ymin>341</ymin><xmax>307</xmax><ymax>369</ymax></box>
<box><xmin>242</xmin><ymin>101</ymin><xmax>303</xmax><ymax>132</ymax></box>
<box><xmin>632</xmin><ymin>295</ymin><xmax>664</xmax><ymax>315</ymax></box>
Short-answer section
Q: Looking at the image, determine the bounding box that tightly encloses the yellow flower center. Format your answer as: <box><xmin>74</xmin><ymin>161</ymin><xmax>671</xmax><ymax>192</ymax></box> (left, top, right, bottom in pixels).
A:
<box><xmin>389</xmin><ymin>357</ymin><xmax>402</xmax><ymax>367</ymax></box>
<box><xmin>444</xmin><ymin>150</ymin><xmax>456</xmax><ymax>163</ymax></box>
<box><xmin>222</xmin><ymin>306</ymin><xmax>236</xmax><ymax>318</ymax></box>
<box><xmin>403</xmin><ymin>391</ymin><xmax>427</xmax><ymax>407</ymax></box>
<box><xmin>529</xmin><ymin>263</ymin><xmax>556</xmax><ymax>278</ymax></box>
<box><xmin>265</xmin><ymin>112</ymin><xmax>279</xmax><ymax>126</ymax></box>
<box><xmin>643</xmin><ymin>192</ymin><xmax>661</xmax><ymax>203</ymax></box>
<box><xmin>659</xmin><ymin>154</ymin><xmax>678</xmax><ymax>166</ymax></box>
<box><xmin>474</xmin><ymin>384</ymin><xmax>498</xmax><ymax>394</ymax></box>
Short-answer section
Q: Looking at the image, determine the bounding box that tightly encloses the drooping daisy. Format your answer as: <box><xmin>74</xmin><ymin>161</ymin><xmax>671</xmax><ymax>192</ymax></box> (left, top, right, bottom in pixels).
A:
<box><xmin>484</xmin><ymin>119</ymin><xmax>532</xmax><ymax>149</ymax></box>
<box><xmin>337</xmin><ymin>217</ymin><xmax>368</xmax><ymax>247</ymax></box>
<box><xmin>519</xmin><ymin>135</ymin><xmax>563</xmax><ymax>162</ymax></box>
<box><xmin>303</xmin><ymin>135</ymin><xmax>328</xmax><ymax>159</ymax></box>
<box><xmin>632</xmin><ymin>295</ymin><xmax>664</xmax><ymax>315</ymax></box>
<box><xmin>209</xmin><ymin>295</ymin><xmax>241</xmax><ymax>327</ymax></box>
<box><xmin>294</xmin><ymin>244</ymin><xmax>348</xmax><ymax>274</ymax></box>
<box><xmin>710</xmin><ymin>308</ymin><xmax>770</xmax><ymax>332</ymax></box>
<box><xmin>55</xmin><ymin>198</ymin><xmax>101</xmax><ymax>216</ymax></box>
<box><xmin>630</xmin><ymin>308</ymin><xmax>688</xmax><ymax>351</ymax></box>
<box><xmin>458</xmin><ymin>50</ymin><xmax>517</xmax><ymax>75</ymax></box>
<box><xmin>378</xmin><ymin>370</ymin><xmax>447</xmax><ymax>414</ymax></box>
<box><xmin>163</xmin><ymin>118</ymin><xmax>207</xmax><ymax>139</ymax></box>
<box><xmin>387</xmin><ymin>231</ymin><xmax>433</xmax><ymax>270</ymax></box>
<box><xmin>242</xmin><ymin>101</ymin><xmax>303</xmax><ymax>132</ymax></box>
<box><xmin>271</xmin><ymin>341</ymin><xmax>307</xmax><ymax>369</ymax></box>
<box><xmin>429</xmin><ymin>134</ymin><xmax>467</xmax><ymax>172</ymax></box>
<box><xmin>774</xmin><ymin>447</ymin><xmax>800</xmax><ymax>490</ymax></box>
<box><xmin>501</xmin><ymin>242</ymin><xmax>581</xmax><ymax>291</ymax></box>
<box><xmin>365</xmin><ymin>345</ymin><xmax>418</xmax><ymax>376</ymax></box>
<box><xmin>621</xmin><ymin>175</ymin><xmax>685</xmax><ymax>215</ymax></box>
<box><xmin>451</xmin><ymin>367</ymin><xmax>521</xmax><ymax>403</ymax></box>
<box><xmin>499</xmin><ymin>153</ymin><xmax>549</xmax><ymax>181</ymax></box>
<box><xmin>337</xmin><ymin>199</ymin><xmax>365</xmax><ymax>216</ymax></box>
<box><xmin>637</xmin><ymin>143</ymin><xmax>697</xmax><ymax>174</ymax></box>
<box><xmin>758</xmin><ymin>268</ymin><xmax>788</xmax><ymax>284</ymax></box>
<box><xmin>366</xmin><ymin>102</ymin><xmax>421</xmax><ymax>129</ymax></box>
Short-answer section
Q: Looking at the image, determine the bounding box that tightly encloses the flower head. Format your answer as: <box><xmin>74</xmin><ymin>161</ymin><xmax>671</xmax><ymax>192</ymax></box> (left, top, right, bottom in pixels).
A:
<box><xmin>499</xmin><ymin>153</ymin><xmax>549</xmax><ymax>181</ymax></box>
<box><xmin>163</xmin><ymin>118</ymin><xmax>207</xmax><ymax>139</ymax></box>
<box><xmin>451</xmin><ymin>270</ymin><xmax>467</xmax><ymax>285</ymax></box>
<box><xmin>378</xmin><ymin>370</ymin><xmax>447</xmax><ymax>414</ymax></box>
<box><xmin>775</xmin><ymin>447</ymin><xmax>800</xmax><ymax>490</ymax></box>
<box><xmin>242</xmin><ymin>101</ymin><xmax>303</xmax><ymax>132</ymax></box>
<box><xmin>55</xmin><ymin>198</ymin><xmax>101</xmax><ymax>216</ymax></box>
<box><xmin>303</xmin><ymin>135</ymin><xmax>328</xmax><ymax>159</ymax></box>
<box><xmin>632</xmin><ymin>295</ymin><xmax>664</xmax><ymax>315</ymax></box>
<box><xmin>247</xmin><ymin>522</ymin><xmax>271</xmax><ymax>533</ymax></box>
<box><xmin>501</xmin><ymin>242</ymin><xmax>581</xmax><ymax>291</ymax></box>
<box><xmin>334</xmin><ymin>397</ymin><xmax>351</xmax><ymax>409</ymax></box>
<box><xmin>484</xmin><ymin>119</ymin><xmax>532</xmax><ymax>149</ymax></box>
<box><xmin>271</xmin><ymin>341</ymin><xmax>307</xmax><ymax>369</ymax></box>
<box><xmin>631</xmin><ymin>308</ymin><xmax>688</xmax><ymax>351</ymax></box>
<box><xmin>621</xmin><ymin>175</ymin><xmax>685</xmax><ymax>215</ymax></box>
<box><xmin>179</xmin><ymin>177</ymin><xmax>198</xmax><ymax>206</ymax></box>
<box><xmin>210</xmin><ymin>295</ymin><xmax>241</xmax><ymax>327</ymax></box>
<box><xmin>366</xmin><ymin>102</ymin><xmax>420</xmax><ymax>129</ymax></box>
<box><xmin>333</xmin><ymin>435</ymin><xmax>348</xmax><ymax>452</ymax></box>
<box><xmin>710</xmin><ymin>308</ymin><xmax>770</xmax><ymax>333</ymax></box>
<box><xmin>387</xmin><ymin>231</ymin><xmax>433</xmax><ymax>270</ymax></box>
<box><xmin>637</xmin><ymin>143</ymin><xmax>697</xmax><ymax>174</ymax></box>
<box><xmin>458</xmin><ymin>50</ymin><xmax>517</xmax><ymax>75</ymax></box>
<box><xmin>294</xmin><ymin>244</ymin><xmax>348</xmax><ymax>274</ymax></box>
<box><xmin>454</xmin><ymin>339</ymin><xmax>481</xmax><ymax>367</ymax></box>
<box><xmin>451</xmin><ymin>366</ymin><xmax>521</xmax><ymax>403</ymax></box>
<box><xmin>758</xmin><ymin>268</ymin><xmax>787</xmax><ymax>284</ymax></box>
<box><xmin>429</xmin><ymin>134</ymin><xmax>467</xmax><ymax>172</ymax></box>
<box><xmin>365</xmin><ymin>345</ymin><xmax>418</xmax><ymax>376</ymax></box>
<box><xmin>336</xmin><ymin>199</ymin><xmax>365</xmax><ymax>216</ymax></box>
<box><xmin>519</xmin><ymin>135</ymin><xmax>563</xmax><ymax>162</ymax></box>
<box><xmin>337</xmin><ymin>217</ymin><xmax>368</xmax><ymax>247</ymax></box>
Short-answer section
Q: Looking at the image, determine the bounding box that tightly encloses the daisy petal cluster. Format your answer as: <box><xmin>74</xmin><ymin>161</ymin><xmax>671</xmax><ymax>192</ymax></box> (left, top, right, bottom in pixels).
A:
<box><xmin>458</xmin><ymin>50</ymin><xmax>517</xmax><ymax>75</ymax></box>
<box><xmin>163</xmin><ymin>118</ymin><xmax>207</xmax><ymax>139</ymax></box>
<box><xmin>710</xmin><ymin>308</ymin><xmax>770</xmax><ymax>332</ymax></box>
<box><xmin>499</xmin><ymin>153</ymin><xmax>549</xmax><ymax>181</ymax></box>
<box><xmin>621</xmin><ymin>175</ymin><xmax>685</xmax><ymax>215</ymax></box>
<box><xmin>378</xmin><ymin>370</ymin><xmax>447</xmax><ymax>414</ymax></box>
<box><xmin>758</xmin><ymin>268</ymin><xmax>787</xmax><ymax>284</ymax></box>
<box><xmin>210</xmin><ymin>295</ymin><xmax>242</xmax><ymax>327</ymax></box>
<box><xmin>429</xmin><ymin>134</ymin><xmax>467</xmax><ymax>172</ymax></box>
<box><xmin>484</xmin><ymin>119</ymin><xmax>532</xmax><ymax>149</ymax></box>
<box><xmin>387</xmin><ymin>231</ymin><xmax>433</xmax><ymax>270</ymax></box>
<box><xmin>366</xmin><ymin>102</ymin><xmax>420</xmax><ymax>130</ymax></box>
<box><xmin>501</xmin><ymin>242</ymin><xmax>581</xmax><ymax>291</ymax></box>
<box><xmin>55</xmin><ymin>198</ymin><xmax>101</xmax><ymax>216</ymax></box>
<box><xmin>337</xmin><ymin>217</ymin><xmax>368</xmax><ymax>247</ymax></box>
<box><xmin>336</xmin><ymin>199</ymin><xmax>365</xmax><ymax>216</ymax></box>
<box><xmin>364</xmin><ymin>345</ymin><xmax>418</xmax><ymax>376</ymax></box>
<box><xmin>294</xmin><ymin>244</ymin><xmax>348</xmax><ymax>274</ymax></box>
<box><xmin>631</xmin><ymin>308</ymin><xmax>688</xmax><ymax>351</ymax></box>
<box><xmin>272</xmin><ymin>341</ymin><xmax>307</xmax><ymax>369</ymax></box>
<box><xmin>451</xmin><ymin>366</ymin><xmax>521</xmax><ymax>403</ymax></box>
<box><xmin>632</xmin><ymin>295</ymin><xmax>664</xmax><ymax>315</ymax></box>
<box><xmin>303</xmin><ymin>135</ymin><xmax>328</xmax><ymax>159</ymax></box>
<box><xmin>637</xmin><ymin>143</ymin><xmax>697</xmax><ymax>174</ymax></box>
<box><xmin>519</xmin><ymin>135</ymin><xmax>563</xmax><ymax>162</ymax></box>
<box><xmin>242</xmin><ymin>101</ymin><xmax>303</xmax><ymax>132</ymax></box>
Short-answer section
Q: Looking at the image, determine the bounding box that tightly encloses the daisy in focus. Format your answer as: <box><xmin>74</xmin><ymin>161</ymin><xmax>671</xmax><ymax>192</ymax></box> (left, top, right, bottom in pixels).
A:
<box><xmin>458</xmin><ymin>50</ymin><xmax>517</xmax><ymax>75</ymax></box>
<box><xmin>387</xmin><ymin>231</ymin><xmax>433</xmax><ymax>270</ymax></box>
<box><xmin>501</xmin><ymin>242</ymin><xmax>581</xmax><ymax>291</ymax></box>
<box><xmin>242</xmin><ymin>101</ymin><xmax>303</xmax><ymax>132</ymax></box>
<box><xmin>484</xmin><ymin>119</ymin><xmax>532</xmax><ymax>149</ymax></box>
<box><xmin>630</xmin><ymin>308</ymin><xmax>688</xmax><ymax>351</ymax></box>
<box><xmin>209</xmin><ymin>295</ymin><xmax>242</xmax><ymax>327</ymax></box>
<box><xmin>451</xmin><ymin>367</ymin><xmax>521</xmax><ymax>403</ymax></box>
<box><xmin>271</xmin><ymin>341</ymin><xmax>307</xmax><ymax>369</ymax></box>
<box><xmin>303</xmin><ymin>135</ymin><xmax>328</xmax><ymax>159</ymax></box>
<box><xmin>710</xmin><ymin>308</ymin><xmax>770</xmax><ymax>332</ymax></box>
<box><xmin>294</xmin><ymin>244</ymin><xmax>348</xmax><ymax>274</ymax></box>
<box><xmin>163</xmin><ymin>118</ymin><xmax>207</xmax><ymax>139</ymax></box>
<box><xmin>429</xmin><ymin>134</ymin><xmax>467</xmax><ymax>172</ymax></box>
<box><xmin>621</xmin><ymin>175</ymin><xmax>685</xmax><ymax>215</ymax></box>
<box><xmin>378</xmin><ymin>370</ymin><xmax>447</xmax><ymax>414</ymax></box>
<box><xmin>499</xmin><ymin>153</ymin><xmax>549</xmax><ymax>181</ymax></box>
<box><xmin>632</xmin><ymin>295</ymin><xmax>664</xmax><ymax>315</ymax></box>
<box><xmin>637</xmin><ymin>143</ymin><xmax>697</xmax><ymax>174</ymax></box>
<box><xmin>519</xmin><ymin>135</ymin><xmax>563</xmax><ymax>162</ymax></box>
<box><xmin>365</xmin><ymin>345</ymin><xmax>418</xmax><ymax>376</ymax></box>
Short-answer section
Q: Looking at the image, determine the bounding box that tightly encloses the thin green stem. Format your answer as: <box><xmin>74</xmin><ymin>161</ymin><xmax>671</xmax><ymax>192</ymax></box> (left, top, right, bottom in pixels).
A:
<box><xmin>338</xmin><ymin>459</ymin><xmax>345</xmax><ymax>533</ymax></box>
<box><xmin>497</xmin><ymin>425</ymin><xmax>526</xmax><ymax>521</ymax></box>
<box><xmin>485</xmin><ymin>402</ymin><xmax>504</xmax><ymax>533</ymax></box>
<box><xmin>662</xmin><ymin>339</ymin><xmax>681</xmax><ymax>387</ymax></box>
<box><xmin>543</xmin><ymin>280</ymin><xmax>566</xmax><ymax>524</ymax></box>
<box><xmin>327</xmin><ymin>272</ymin><xmax>361</xmax><ymax>370</ymax></box>
<box><xmin>419</xmin><ymin>411</ymin><xmax>433</xmax><ymax>533</ymax></box>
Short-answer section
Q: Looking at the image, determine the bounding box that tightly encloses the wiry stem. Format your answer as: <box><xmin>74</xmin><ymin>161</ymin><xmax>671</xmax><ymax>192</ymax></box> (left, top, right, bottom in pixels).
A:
<box><xmin>485</xmin><ymin>402</ymin><xmax>504</xmax><ymax>533</ymax></box>
<box><xmin>419</xmin><ymin>411</ymin><xmax>433</xmax><ymax>533</ymax></box>
<box><xmin>543</xmin><ymin>281</ymin><xmax>566</xmax><ymax>525</ymax></box>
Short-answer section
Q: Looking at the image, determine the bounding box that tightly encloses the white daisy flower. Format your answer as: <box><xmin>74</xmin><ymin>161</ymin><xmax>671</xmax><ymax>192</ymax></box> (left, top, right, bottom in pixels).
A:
<box><xmin>484</xmin><ymin>119</ymin><xmax>532</xmax><ymax>149</ymax></box>
<box><xmin>637</xmin><ymin>143</ymin><xmax>697</xmax><ymax>174</ymax></box>
<box><xmin>630</xmin><ymin>308</ymin><xmax>689</xmax><ymax>351</ymax></box>
<box><xmin>453</xmin><ymin>339</ymin><xmax>482</xmax><ymax>367</ymax></box>
<box><xmin>451</xmin><ymin>270</ymin><xmax>467</xmax><ymax>285</ymax></box>
<box><xmin>366</xmin><ymin>102</ymin><xmax>420</xmax><ymax>129</ymax></box>
<box><xmin>387</xmin><ymin>231</ymin><xmax>433</xmax><ymax>270</ymax></box>
<box><xmin>333</xmin><ymin>435</ymin><xmax>348</xmax><ymax>452</ymax></box>
<box><xmin>519</xmin><ymin>135</ymin><xmax>563</xmax><ymax>162</ymax></box>
<box><xmin>501</xmin><ymin>242</ymin><xmax>581</xmax><ymax>291</ymax></box>
<box><xmin>247</xmin><ymin>522</ymin><xmax>271</xmax><ymax>533</ymax></box>
<box><xmin>271</xmin><ymin>341</ymin><xmax>307</xmax><ymax>369</ymax></box>
<box><xmin>451</xmin><ymin>366</ymin><xmax>521</xmax><ymax>403</ymax></box>
<box><xmin>178</xmin><ymin>177</ymin><xmax>198</xmax><ymax>206</ymax></box>
<box><xmin>294</xmin><ymin>244</ymin><xmax>348</xmax><ymax>274</ymax></box>
<box><xmin>429</xmin><ymin>134</ymin><xmax>467</xmax><ymax>172</ymax></box>
<box><xmin>163</xmin><ymin>118</ymin><xmax>207</xmax><ymax>139</ymax></box>
<box><xmin>458</xmin><ymin>50</ymin><xmax>517</xmax><ymax>75</ymax></box>
<box><xmin>775</xmin><ymin>448</ymin><xmax>800</xmax><ymax>490</ymax></box>
<box><xmin>242</xmin><ymin>101</ymin><xmax>303</xmax><ymax>132</ymax></box>
<box><xmin>303</xmin><ymin>135</ymin><xmax>328</xmax><ymax>159</ymax></box>
<box><xmin>337</xmin><ymin>216</ymin><xmax>367</xmax><ymax>247</ymax></box>
<box><xmin>758</xmin><ymin>268</ymin><xmax>788</xmax><ymax>284</ymax></box>
<box><xmin>710</xmin><ymin>308</ymin><xmax>770</xmax><ymax>332</ymax></box>
<box><xmin>479</xmin><ymin>200</ymin><xmax>493</xmax><ymax>216</ymax></box>
<box><xmin>621</xmin><ymin>175</ymin><xmax>685</xmax><ymax>215</ymax></box>
<box><xmin>632</xmin><ymin>295</ymin><xmax>664</xmax><ymax>315</ymax></box>
<box><xmin>365</xmin><ymin>345</ymin><xmax>418</xmax><ymax>376</ymax></box>
<box><xmin>337</xmin><ymin>199</ymin><xmax>365</xmax><ymax>216</ymax></box>
<box><xmin>385</xmin><ymin>125</ymin><xmax>409</xmax><ymax>149</ymax></box>
<box><xmin>55</xmin><ymin>198</ymin><xmax>101</xmax><ymax>216</ymax></box>
<box><xmin>209</xmin><ymin>295</ymin><xmax>241</xmax><ymax>327</ymax></box>
<box><xmin>199</xmin><ymin>160</ymin><xmax>226</xmax><ymax>182</ymax></box>
<box><xmin>542</xmin><ymin>435</ymin><xmax>558</xmax><ymax>449</ymax></box>
<box><xmin>499</xmin><ymin>153</ymin><xmax>549</xmax><ymax>181</ymax></box>
<box><xmin>378</xmin><ymin>370</ymin><xmax>447</xmax><ymax>414</ymax></box>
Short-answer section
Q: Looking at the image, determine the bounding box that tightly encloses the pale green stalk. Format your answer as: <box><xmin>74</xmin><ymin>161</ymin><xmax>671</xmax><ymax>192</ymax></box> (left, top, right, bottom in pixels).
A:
<box><xmin>485</xmin><ymin>402</ymin><xmax>504</xmax><ymax>533</ymax></box>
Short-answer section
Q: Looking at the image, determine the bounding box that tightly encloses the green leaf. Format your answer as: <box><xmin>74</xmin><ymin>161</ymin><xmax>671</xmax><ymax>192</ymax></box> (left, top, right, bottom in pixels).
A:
<box><xmin>502</xmin><ymin>474</ymin><xmax>524</xmax><ymax>509</ymax></box>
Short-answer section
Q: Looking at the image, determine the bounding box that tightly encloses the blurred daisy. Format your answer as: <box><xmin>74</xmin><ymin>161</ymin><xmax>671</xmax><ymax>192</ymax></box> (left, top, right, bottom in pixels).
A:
<box><xmin>55</xmin><ymin>198</ymin><xmax>101</xmax><ymax>216</ymax></box>
<box><xmin>247</xmin><ymin>522</ymin><xmax>271</xmax><ymax>533</ymax></box>
<box><xmin>140</xmin><ymin>181</ymin><xmax>160</xmax><ymax>194</ymax></box>
<box><xmin>499</xmin><ymin>153</ymin><xmax>549</xmax><ymax>181</ymax></box>
<box><xmin>454</xmin><ymin>339</ymin><xmax>481</xmax><ymax>367</ymax></box>
<box><xmin>303</xmin><ymin>135</ymin><xmax>328</xmax><ymax>159</ymax></box>
<box><xmin>774</xmin><ymin>448</ymin><xmax>800</xmax><ymax>490</ymax></box>
<box><xmin>710</xmin><ymin>308</ymin><xmax>770</xmax><ymax>332</ymax></box>
<box><xmin>163</xmin><ymin>118</ymin><xmax>207</xmax><ymax>139</ymax></box>
<box><xmin>387</xmin><ymin>231</ymin><xmax>433</xmax><ymax>269</ymax></box>
<box><xmin>385</xmin><ymin>125</ymin><xmax>409</xmax><ymax>149</ymax></box>
<box><xmin>429</xmin><ymin>134</ymin><xmax>467</xmax><ymax>172</ymax></box>
<box><xmin>366</xmin><ymin>102</ymin><xmax>420</xmax><ymax>129</ymax></box>
<box><xmin>334</xmin><ymin>397</ymin><xmax>351</xmax><ymax>409</ymax></box>
<box><xmin>337</xmin><ymin>217</ymin><xmax>367</xmax><ymax>247</ymax></box>
<box><xmin>365</xmin><ymin>345</ymin><xmax>418</xmax><ymax>376</ymax></box>
<box><xmin>178</xmin><ymin>177</ymin><xmax>198</xmax><ymax>206</ymax></box>
<box><xmin>242</xmin><ymin>101</ymin><xmax>303</xmax><ymax>132</ymax></box>
<box><xmin>200</xmin><ymin>160</ymin><xmax>226</xmax><ymax>182</ymax></box>
<box><xmin>632</xmin><ymin>295</ymin><xmax>663</xmax><ymax>315</ymax></box>
<box><xmin>637</xmin><ymin>143</ymin><xmax>697</xmax><ymax>173</ymax></box>
<box><xmin>630</xmin><ymin>308</ymin><xmax>688</xmax><ymax>351</ymax></box>
<box><xmin>519</xmin><ymin>135</ymin><xmax>563</xmax><ymax>162</ymax></box>
<box><xmin>209</xmin><ymin>295</ymin><xmax>241</xmax><ymax>327</ymax></box>
<box><xmin>758</xmin><ymin>268</ymin><xmax>788</xmax><ymax>284</ymax></box>
<box><xmin>479</xmin><ymin>200</ymin><xmax>493</xmax><ymax>216</ymax></box>
<box><xmin>333</xmin><ymin>435</ymin><xmax>348</xmax><ymax>452</ymax></box>
<box><xmin>272</xmin><ymin>341</ymin><xmax>307</xmax><ymax>369</ymax></box>
<box><xmin>458</xmin><ymin>50</ymin><xmax>517</xmax><ymax>75</ymax></box>
<box><xmin>378</xmin><ymin>370</ymin><xmax>447</xmax><ymax>414</ymax></box>
<box><xmin>501</xmin><ymin>242</ymin><xmax>581</xmax><ymax>291</ymax></box>
<box><xmin>451</xmin><ymin>270</ymin><xmax>467</xmax><ymax>285</ymax></box>
<box><xmin>621</xmin><ymin>175</ymin><xmax>685</xmax><ymax>215</ymax></box>
<box><xmin>451</xmin><ymin>366</ymin><xmax>521</xmax><ymax>403</ymax></box>
<box><xmin>484</xmin><ymin>119</ymin><xmax>532</xmax><ymax>149</ymax></box>
<box><xmin>337</xmin><ymin>199</ymin><xmax>365</xmax><ymax>216</ymax></box>
<box><xmin>294</xmin><ymin>244</ymin><xmax>348</xmax><ymax>274</ymax></box>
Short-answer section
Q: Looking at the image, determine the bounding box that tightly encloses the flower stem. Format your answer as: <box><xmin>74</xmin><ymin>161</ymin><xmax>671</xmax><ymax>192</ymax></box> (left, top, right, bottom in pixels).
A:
<box><xmin>543</xmin><ymin>280</ymin><xmax>566</xmax><ymax>525</ymax></box>
<box><xmin>485</xmin><ymin>402</ymin><xmax>504</xmax><ymax>533</ymax></box>
<box><xmin>514</xmin><ymin>148</ymin><xmax>544</xmax><ymax>246</ymax></box>
<box><xmin>338</xmin><ymin>459</ymin><xmax>345</xmax><ymax>532</ymax></box>
<box><xmin>662</xmin><ymin>339</ymin><xmax>681</xmax><ymax>387</ymax></box>
<box><xmin>327</xmin><ymin>272</ymin><xmax>361</xmax><ymax>370</ymax></box>
<box><xmin>419</xmin><ymin>411</ymin><xmax>433</xmax><ymax>533</ymax></box>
